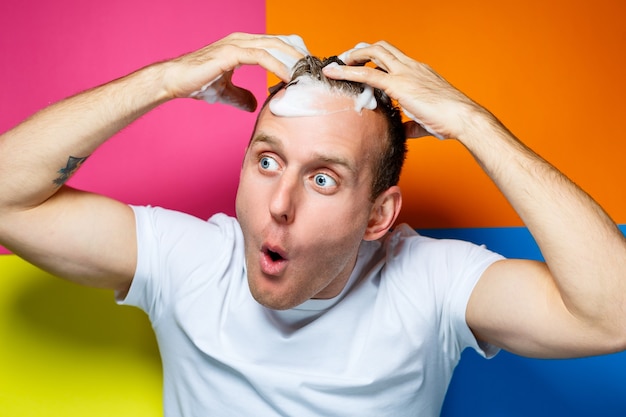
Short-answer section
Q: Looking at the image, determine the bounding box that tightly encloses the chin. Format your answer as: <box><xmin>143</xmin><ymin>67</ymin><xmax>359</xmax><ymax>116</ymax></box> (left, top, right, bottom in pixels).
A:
<box><xmin>248</xmin><ymin>284</ymin><xmax>304</xmax><ymax>311</ymax></box>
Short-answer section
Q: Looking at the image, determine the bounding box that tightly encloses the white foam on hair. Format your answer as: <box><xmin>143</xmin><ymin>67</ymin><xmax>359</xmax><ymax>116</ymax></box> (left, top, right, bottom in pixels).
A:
<box><xmin>354</xmin><ymin>84</ymin><xmax>377</xmax><ymax>112</ymax></box>
<box><xmin>269</xmin><ymin>67</ymin><xmax>378</xmax><ymax>118</ymax></box>
<box><xmin>268</xmin><ymin>77</ymin><xmax>335</xmax><ymax>117</ymax></box>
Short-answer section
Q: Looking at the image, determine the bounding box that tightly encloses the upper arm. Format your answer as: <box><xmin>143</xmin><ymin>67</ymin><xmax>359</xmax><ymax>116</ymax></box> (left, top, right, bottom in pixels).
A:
<box><xmin>466</xmin><ymin>259</ymin><xmax>619</xmax><ymax>358</ymax></box>
<box><xmin>0</xmin><ymin>186</ymin><xmax>136</xmax><ymax>294</ymax></box>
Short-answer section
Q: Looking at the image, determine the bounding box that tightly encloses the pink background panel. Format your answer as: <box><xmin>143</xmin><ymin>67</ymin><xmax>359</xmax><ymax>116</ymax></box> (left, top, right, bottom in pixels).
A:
<box><xmin>0</xmin><ymin>0</ymin><xmax>266</xmax><ymax>254</ymax></box>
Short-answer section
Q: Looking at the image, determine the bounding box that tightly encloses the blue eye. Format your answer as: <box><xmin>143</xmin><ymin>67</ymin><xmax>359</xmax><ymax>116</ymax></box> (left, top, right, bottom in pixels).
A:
<box><xmin>313</xmin><ymin>173</ymin><xmax>337</xmax><ymax>188</ymax></box>
<box><xmin>259</xmin><ymin>156</ymin><xmax>279</xmax><ymax>171</ymax></box>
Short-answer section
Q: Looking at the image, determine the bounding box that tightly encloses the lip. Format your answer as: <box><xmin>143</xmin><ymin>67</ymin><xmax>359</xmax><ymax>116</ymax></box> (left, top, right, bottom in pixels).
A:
<box><xmin>260</xmin><ymin>244</ymin><xmax>289</xmax><ymax>276</ymax></box>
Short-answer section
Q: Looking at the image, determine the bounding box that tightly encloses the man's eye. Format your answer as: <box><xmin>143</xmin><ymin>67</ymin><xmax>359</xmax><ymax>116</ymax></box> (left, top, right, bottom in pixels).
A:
<box><xmin>313</xmin><ymin>173</ymin><xmax>337</xmax><ymax>188</ymax></box>
<box><xmin>259</xmin><ymin>156</ymin><xmax>279</xmax><ymax>171</ymax></box>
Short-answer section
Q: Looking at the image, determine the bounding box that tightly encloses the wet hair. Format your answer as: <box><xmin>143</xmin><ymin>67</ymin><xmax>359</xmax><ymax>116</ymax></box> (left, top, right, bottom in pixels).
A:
<box><xmin>262</xmin><ymin>56</ymin><xmax>407</xmax><ymax>201</ymax></box>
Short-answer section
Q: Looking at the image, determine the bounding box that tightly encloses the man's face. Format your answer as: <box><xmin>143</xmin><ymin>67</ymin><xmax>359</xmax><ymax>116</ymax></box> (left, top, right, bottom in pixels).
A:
<box><xmin>235</xmin><ymin>88</ymin><xmax>387</xmax><ymax>310</ymax></box>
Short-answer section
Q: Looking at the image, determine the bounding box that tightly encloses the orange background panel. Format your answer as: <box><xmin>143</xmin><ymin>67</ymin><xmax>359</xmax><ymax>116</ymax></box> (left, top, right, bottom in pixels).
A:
<box><xmin>267</xmin><ymin>0</ymin><xmax>626</xmax><ymax>228</ymax></box>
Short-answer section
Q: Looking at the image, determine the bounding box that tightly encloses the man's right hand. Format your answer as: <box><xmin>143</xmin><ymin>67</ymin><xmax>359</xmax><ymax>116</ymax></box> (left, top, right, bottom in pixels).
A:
<box><xmin>162</xmin><ymin>33</ymin><xmax>307</xmax><ymax>111</ymax></box>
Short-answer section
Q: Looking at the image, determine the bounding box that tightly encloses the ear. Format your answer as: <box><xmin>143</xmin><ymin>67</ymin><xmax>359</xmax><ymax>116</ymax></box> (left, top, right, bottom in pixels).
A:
<box><xmin>363</xmin><ymin>186</ymin><xmax>402</xmax><ymax>241</ymax></box>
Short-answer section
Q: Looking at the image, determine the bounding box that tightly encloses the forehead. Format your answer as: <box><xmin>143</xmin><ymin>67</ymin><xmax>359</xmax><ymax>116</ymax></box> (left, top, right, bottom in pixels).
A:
<box><xmin>268</xmin><ymin>76</ymin><xmax>376</xmax><ymax>117</ymax></box>
<box><xmin>254</xmin><ymin>83</ymin><xmax>387</xmax><ymax>152</ymax></box>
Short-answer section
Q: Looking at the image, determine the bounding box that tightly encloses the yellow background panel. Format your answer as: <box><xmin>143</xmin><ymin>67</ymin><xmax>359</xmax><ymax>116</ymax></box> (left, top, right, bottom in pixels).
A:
<box><xmin>0</xmin><ymin>255</ymin><xmax>161</xmax><ymax>416</ymax></box>
<box><xmin>267</xmin><ymin>0</ymin><xmax>626</xmax><ymax>228</ymax></box>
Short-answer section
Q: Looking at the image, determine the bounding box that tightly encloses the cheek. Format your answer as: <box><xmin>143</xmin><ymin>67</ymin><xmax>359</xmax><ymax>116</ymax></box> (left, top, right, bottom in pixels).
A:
<box><xmin>236</xmin><ymin>165</ymin><xmax>261</xmax><ymax>218</ymax></box>
<box><xmin>309</xmin><ymin>194</ymin><xmax>371</xmax><ymax>228</ymax></box>
<box><xmin>300</xmin><ymin>198</ymin><xmax>371</xmax><ymax>252</ymax></box>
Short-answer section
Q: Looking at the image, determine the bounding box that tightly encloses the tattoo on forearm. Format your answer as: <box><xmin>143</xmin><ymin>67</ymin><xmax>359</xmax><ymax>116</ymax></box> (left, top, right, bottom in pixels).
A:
<box><xmin>53</xmin><ymin>155</ymin><xmax>89</xmax><ymax>186</ymax></box>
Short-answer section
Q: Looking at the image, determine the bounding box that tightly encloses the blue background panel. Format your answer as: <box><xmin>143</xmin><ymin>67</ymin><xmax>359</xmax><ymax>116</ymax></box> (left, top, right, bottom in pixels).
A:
<box><xmin>424</xmin><ymin>225</ymin><xmax>626</xmax><ymax>415</ymax></box>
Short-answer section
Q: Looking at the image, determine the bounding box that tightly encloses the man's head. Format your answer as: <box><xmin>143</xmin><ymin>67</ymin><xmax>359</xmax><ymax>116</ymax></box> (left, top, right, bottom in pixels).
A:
<box><xmin>235</xmin><ymin>56</ymin><xmax>406</xmax><ymax>310</ymax></box>
<box><xmin>265</xmin><ymin>56</ymin><xmax>407</xmax><ymax>201</ymax></box>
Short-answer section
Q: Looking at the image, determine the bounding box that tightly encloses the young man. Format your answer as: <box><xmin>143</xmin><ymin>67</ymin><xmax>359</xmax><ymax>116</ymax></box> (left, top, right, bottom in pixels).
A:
<box><xmin>0</xmin><ymin>33</ymin><xmax>625</xmax><ymax>416</ymax></box>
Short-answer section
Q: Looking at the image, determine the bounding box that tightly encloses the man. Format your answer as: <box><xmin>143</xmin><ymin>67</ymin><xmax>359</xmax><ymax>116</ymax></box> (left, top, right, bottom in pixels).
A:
<box><xmin>0</xmin><ymin>33</ymin><xmax>625</xmax><ymax>416</ymax></box>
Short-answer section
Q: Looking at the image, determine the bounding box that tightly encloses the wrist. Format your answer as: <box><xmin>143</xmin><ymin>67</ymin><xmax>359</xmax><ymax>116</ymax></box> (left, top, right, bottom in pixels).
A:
<box><xmin>140</xmin><ymin>61</ymin><xmax>175</xmax><ymax>103</ymax></box>
<box><xmin>455</xmin><ymin>104</ymin><xmax>504</xmax><ymax>147</ymax></box>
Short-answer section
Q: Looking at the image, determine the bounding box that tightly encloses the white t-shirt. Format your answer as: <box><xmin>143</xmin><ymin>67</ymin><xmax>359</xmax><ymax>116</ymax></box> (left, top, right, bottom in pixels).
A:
<box><xmin>121</xmin><ymin>206</ymin><xmax>503</xmax><ymax>416</ymax></box>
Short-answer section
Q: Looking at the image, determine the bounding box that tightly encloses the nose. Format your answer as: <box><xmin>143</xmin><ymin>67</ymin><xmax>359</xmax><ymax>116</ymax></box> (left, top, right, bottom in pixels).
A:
<box><xmin>269</xmin><ymin>173</ymin><xmax>298</xmax><ymax>224</ymax></box>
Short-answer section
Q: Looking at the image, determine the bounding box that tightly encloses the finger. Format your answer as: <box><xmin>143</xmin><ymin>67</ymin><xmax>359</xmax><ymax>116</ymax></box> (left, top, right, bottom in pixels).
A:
<box><xmin>225</xmin><ymin>32</ymin><xmax>307</xmax><ymax>58</ymax></box>
<box><xmin>226</xmin><ymin>46</ymin><xmax>295</xmax><ymax>82</ymax></box>
<box><xmin>259</xmin><ymin>34</ymin><xmax>309</xmax><ymax>76</ymax></box>
<box><xmin>337</xmin><ymin>42</ymin><xmax>371</xmax><ymax>65</ymax></box>
<box><xmin>220</xmin><ymin>82</ymin><xmax>258</xmax><ymax>112</ymax></box>
<box><xmin>403</xmin><ymin>121</ymin><xmax>431</xmax><ymax>139</ymax></box>
<box><xmin>322</xmin><ymin>64</ymin><xmax>389</xmax><ymax>91</ymax></box>
<box><xmin>191</xmin><ymin>71</ymin><xmax>257</xmax><ymax>111</ymax></box>
<box><xmin>264</xmin><ymin>34</ymin><xmax>310</xmax><ymax>57</ymax></box>
<box><xmin>372</xmin><ymin>40</ymin><xmax>412</xmax><ymax>64</ymax></box>
<box><xmin>215</xmin><ymin>34</ymin><xmax>307</xmax><ymax>81</ymax></box>
<box><xmin>217</xmin><ymin>70</ymin><xmax>257</xmax><ymax>111</ymax></box>
<box><xmin>243</xmin><ymin>34</ymin><xmax>308</xmax><ymax>76</ymax></box>
<box><xmin>339</xmin><ymin>43</ymin><xmax>403</xmax><ymax>73</ymax></box>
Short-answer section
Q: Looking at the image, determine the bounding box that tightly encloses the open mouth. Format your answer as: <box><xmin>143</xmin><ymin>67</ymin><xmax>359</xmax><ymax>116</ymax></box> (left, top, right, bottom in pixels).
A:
<box><xmin>264</xmin><ymin>244</ymin><xmax>287</xmax><ymax>262</ymax></box>
<box><xmin>267</xmin><ymin>249</ymin><xmax>284</xmax><ymax>262</ymax></box>
<box><xmin>260</xmin><ymin>245</ymin><xmax>289</xmax><ymax>276</ymax></box>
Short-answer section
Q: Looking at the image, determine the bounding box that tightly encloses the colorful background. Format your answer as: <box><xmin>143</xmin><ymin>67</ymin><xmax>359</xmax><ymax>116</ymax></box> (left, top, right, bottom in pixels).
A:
<box><xmin>1</xmin><ymin>0</ymin><xmax>625</xmax><ymax>415</ymax></box>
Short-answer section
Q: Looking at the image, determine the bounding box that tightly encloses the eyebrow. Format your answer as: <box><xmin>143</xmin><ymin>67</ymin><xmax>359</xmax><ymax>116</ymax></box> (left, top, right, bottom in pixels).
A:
<box><xmin>250</xmin><ymin>133</ymin><xmax>282</xmax><ymax>151</ymax></box>
<box><xmin>250</xmin><ymin>133</ymin><xmax>360</xmax><ymax>178</ymax></box>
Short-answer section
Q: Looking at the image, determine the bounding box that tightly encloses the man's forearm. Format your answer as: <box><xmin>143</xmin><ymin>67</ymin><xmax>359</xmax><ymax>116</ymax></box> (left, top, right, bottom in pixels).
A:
<box><xmin>0</xmin><ymin>63</ymin><xmax>170</xmax><ymax>211</ymax></box>
<box><xmin>459</xmin><ymin>110</ymin><xmax>626</xmax><ymax>332</ymax></box>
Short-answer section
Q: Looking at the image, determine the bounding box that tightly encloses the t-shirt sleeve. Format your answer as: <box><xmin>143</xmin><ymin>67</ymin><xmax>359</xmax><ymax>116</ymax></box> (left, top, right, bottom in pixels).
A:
<box><xmin>440</xmin><ymin>238</ymin><xmax>504</xmax><ymax>359</ymax></box>
<box><xmin>392</xmin><ymin>225</ymin><xmax>504</xmax><ymax>359</ymax></box>
<box><xmin>116</xmin><ymin>205</ymin><xmax>163</xmax><ymax>320</ymax></box>
<box><xmin>116</xmin><ymin>206</ymin><xmax>239</xmax><ymax>325</ymax></box>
